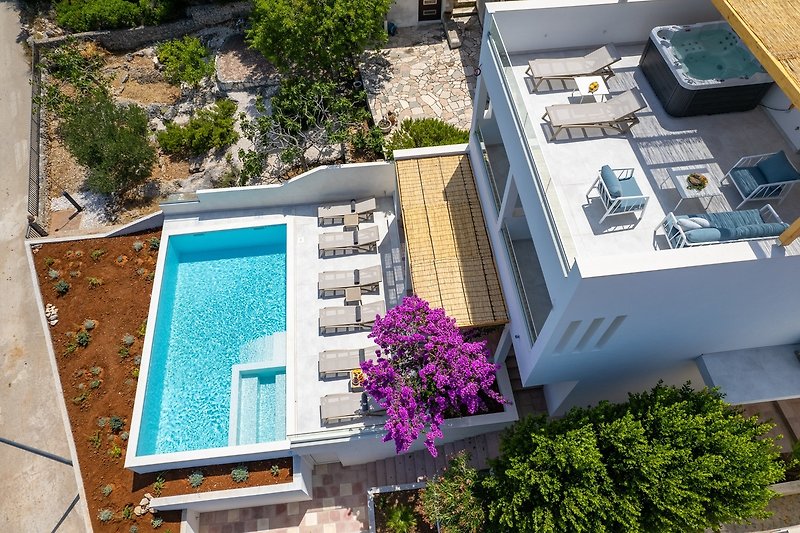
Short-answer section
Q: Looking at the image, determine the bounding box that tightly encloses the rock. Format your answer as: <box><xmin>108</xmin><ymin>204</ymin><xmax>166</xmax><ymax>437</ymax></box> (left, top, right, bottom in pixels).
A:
<box><xmin>139</xmin><ymin>498</ymin><xmax>149</xmax><ymax>507</ymax></box>
<box><xmin>120</xmin><ymin>73</ymin><xmax>129</xmax><ymax>84</ymax></box>
<box><xmin>49</xmin><ymin>320</ymin><xmax>58</xmax><ymax>326</ymax></box>
<box><xmin>189</xmin><ymin>156</ymin><xmax>205</xmax><ymax>174</ymax></box>
<box><xmin>152</xmin><ymin>56</ymin><xmax>161</xmax><ymax>69</ymax></box>
<box><xmin>172</xmin><ymin>114</ymin><xmax>190</xmax><ymax>126</ymax></box>
<box><xmin>125</xmin><ymin>54</ymin><xmax>133</xmax><ymax>62</ymax></box>
<box><xmin>134</xmin><ymin>506</ymin><xmax>145</xmax><ymax>516</ymax></box>
<box><xmin>149</xmin><ymin>118</ymin><xmax>166</xmax><ymax>132</ymax></box>
<box><xmin>144</xmin><ymin>493</ymin><xmax>153</xmax><ymax>500</ymax></box>
<box><xmin>149</xmin><ymin>507</ymin><xmax>157</xmax><ymax>514</ymax></box>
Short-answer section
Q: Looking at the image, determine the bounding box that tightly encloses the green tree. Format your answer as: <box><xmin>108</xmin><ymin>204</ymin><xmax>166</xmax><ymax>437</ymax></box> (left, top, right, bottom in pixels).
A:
<box><xmin>246</xmin><ymin>0</ymin><xmax>391</xmax><ymax>78</ymax></box>
<box><xmin>156</xmin><ymin>36</ymin><xmax>215</xmax><ymax>87</ymax></box>
<box><xmin>484</xmin><ymin>383</ymin><xmax>784</xmax><ymax>533</ymax></box>
<box><xmin>420</xmin><ymin>451</ymin><xmax>486</xmax><ymax>533</ymax></box>
<box><xmin>158</xmin><ymin>99</ymin><xmax>239</xmax><ymax>156</ymax></box>
<box><xmin>60</xmin><ymin>91</ymin><xmax>156</xmax><ymax>195</ymax></box>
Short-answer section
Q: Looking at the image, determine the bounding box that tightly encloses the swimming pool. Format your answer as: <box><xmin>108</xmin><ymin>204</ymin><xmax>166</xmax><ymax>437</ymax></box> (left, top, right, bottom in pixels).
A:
<box><xmin>640</xmin><ymin>21</ymin><xmax>773</xmax><ymax>116</ymax></box>
<box><xmin>136</xmin><ymin>225</ymin><xmax>287</xmax><ymax>456</ymax></box>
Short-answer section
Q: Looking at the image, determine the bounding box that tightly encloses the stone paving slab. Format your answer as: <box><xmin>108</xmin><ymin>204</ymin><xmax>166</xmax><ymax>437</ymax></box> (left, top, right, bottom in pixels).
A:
<box><xmin>361</xmin><ymin>18</ymin><xmax>481</xmax><ymax>131</ymax></box>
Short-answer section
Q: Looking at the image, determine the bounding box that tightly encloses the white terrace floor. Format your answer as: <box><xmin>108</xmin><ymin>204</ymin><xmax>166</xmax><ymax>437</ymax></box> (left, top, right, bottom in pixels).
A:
<box><xmin>509</xmin><ymin>44</ymin><xmax>800</xmax><ymax>261</ymax></box>
<box><xmin>160</xmin><ymin>197</ymin><xmax>405</xmax><ymax>440</ymax></box>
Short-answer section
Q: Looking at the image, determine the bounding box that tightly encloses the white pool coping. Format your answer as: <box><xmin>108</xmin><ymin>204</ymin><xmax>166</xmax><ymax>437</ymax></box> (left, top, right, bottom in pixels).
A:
<box><xmin>126</xmin><ymin>214</ymin><xmax>297</xmax><ymax>473</ymax></box>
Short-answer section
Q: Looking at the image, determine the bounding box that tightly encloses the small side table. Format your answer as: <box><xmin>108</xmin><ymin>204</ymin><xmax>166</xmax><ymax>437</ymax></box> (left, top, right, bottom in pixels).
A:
<box><xmin>666</xmin><ymin>166</ymin><xmax>722</xmax><ymax>211</ymax></box>
<box><xmin>344</xmin><ymin>286</ymin><xmax>363</xmax><ymax>305</ymax></box>
<box><xmin>343</xmin><ymin>213</ymin><xmax>360</xmax><ymax>230</ymax></box>
<box><xmin>573</xmin><ymin>76</ymin><xmax>609</xmax><ymax>103</ymax></box>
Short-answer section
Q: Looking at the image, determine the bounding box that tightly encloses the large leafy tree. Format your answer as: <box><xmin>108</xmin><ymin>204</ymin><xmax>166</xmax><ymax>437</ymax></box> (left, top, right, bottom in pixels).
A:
<box><xmin>484</xmin><ymin>383</ymin><xmax>784</xmax><ymax>532</ymax></box>
<box><xmin>362</xmin><ymin>296</ymin><xmax>506</xmax><ymax>456</ymax></box>
<box><xmin>246</xmin><ymin>0</ymin><xmax>391</xmax><ymax>78</ymax></box>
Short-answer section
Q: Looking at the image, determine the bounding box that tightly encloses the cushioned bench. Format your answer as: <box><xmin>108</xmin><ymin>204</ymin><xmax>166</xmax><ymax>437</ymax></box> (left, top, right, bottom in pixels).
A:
<box><xmin>658</xmin><ymin>204</ymin><xmax>788</xmax><ymax>248</ymax></box>
<box><xmin>723</xmin><ymin>151</ymin><xmax>800</xmax><ymax>208</ymax></box>
<box><xmin>586</xmin><ymin>165</ymin><xmax>649</xmax><ymax>223</ymax></box>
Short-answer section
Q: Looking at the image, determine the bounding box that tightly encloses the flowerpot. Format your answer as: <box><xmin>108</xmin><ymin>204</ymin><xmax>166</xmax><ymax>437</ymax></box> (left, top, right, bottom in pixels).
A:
<box><xmin>378</xmin><ymin>119</ymin><xmax>392</xmax><ymax>134</ymax></box>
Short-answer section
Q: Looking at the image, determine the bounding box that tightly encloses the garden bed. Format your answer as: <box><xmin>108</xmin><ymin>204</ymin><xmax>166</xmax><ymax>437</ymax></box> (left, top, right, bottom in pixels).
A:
<box><xmin>372</xmin><ymin>486</ymin><xmax>436</xmax><ymax>533</ymax></box>
<box><xmin>32</xmin><ymin>231</ymin><xmax>291</xmax><ymax>532</ymax></box>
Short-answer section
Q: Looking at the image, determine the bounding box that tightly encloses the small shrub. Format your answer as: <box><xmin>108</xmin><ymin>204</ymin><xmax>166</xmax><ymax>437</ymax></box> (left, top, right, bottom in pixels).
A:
<box><xmin>101</xmin><ymin>484</ymin><xmax>113</xmax><ymax>497</ymax></box>
<box><xmin>54</xmin><ymin>279</ymin><xmax>71</xmax><ymax>295</ymax></box>
<box><xmin>76</xmin><ymin>330</ymin><xmax>91</xmax><ymax>347</ymax></box>
<box><xmin>231</xmin><ymin>464</ymin><xmax>249</xmax><ymax>483</ymax></box>
<box><xmin>56</xmin><ymin>0</ymin><xmax>141</xmax><ymax>32</ymax></box>
<box><xmin>89</xmin><ymin>379</ymin><xmax>101</xmax><ymax>389</ymax></box>
<box><xmin>97</xmin><ymin>508</ymin><xmax>114</xmax><ymax>523</ymax></box>
<box><xmin>138</xmin><ymin>321</ymin><xmax>147</xmax><ymax>336</ymax></box>
<box><xmin>132</xmin><ymin>241</ymin><xmax>144</xmax><ymax>252</ymax></box>
<box><xmin>188</xmin><ymin>470</ymin><xmax>204</xmax><ymax>488</ymax></box>
<box><xmin>44</xmin><ymin>257</ymin><xmax>55</xmax><ymax>267</ymax></box>
<box><xmin>156</xmin><ymin>36</ymin><xmax>214</xmax><ymax>86</ymax></box>
<box><xmin>97</xmin><ymin>416</ymin><xmax>109</xmax><ymax>428</ymax></box>
<box><xmin>153</xmin><ymin>475</ymin><xmax>166</xmax><ymax>496</ymax></box>
<box><xmin>385</xmin><ymin>118</ymin><xmax>470</xmax><ymax>159</ymax></box>
<box><xmin>136</xmin><ymin>267</ymin><xmax>146</xmax><ymax>276</ymax></box>
<box><xmin>64</xmin><ymin>341</ymin><xmax>78</xmax><ymax>355</ymax></box>
<box><xmin>122</xmin><ymin>334</ymin><xmax>135</xmax><ymax>347</ymax></box>
<box><xmin>120</xmin><ymin>431</ymin><xmax>129</xmax><ymax>441</ymax></box>
<box><xmin>108</xmin><ymin>444</ymin><xmax>122</xmax><ymax>458</ymax></box>
<box><xmin>122</xmin><ymin>504</ymin><xmax>134</xmax><ymax>519</ymax></box>
<box><xmin>270</xmin><ymin>464</ymin><xmax>280</xmax><ymax>477</ymax></box>
<box><xmin>90</xmin><ymin>249</ymin><xmax>106</xmax><ymax>261</ymax></box>
<box><xmin>419</xmin><ymin>451</ymin><xmax>485</xmax><ymax>532</ymax></box>
<box><xmin>72</xmin><ymin>392</ymin><xmax>88</xmax><ymax>404</ymax></box>
<box><xmin>84</xmin><ymin>319</ymin><xmax>96</xmax><ymax>330</ymax></box>
<box><xmin>132</xmin><ymin>367</ymin><xmax>140</xmax><ymax>378</ymax></box>
<box><xmin>88</xmin><ymin>430</ymin><xmax>102</xmax><ymax>449</ymax></box>
<box><xmin>350</xmin><ymin>126</ymin><xmax>385</xmax><ymax>158</ymax></box>
<box><xmin>130</xmin><ymin>525</ymin><xmax>139</xmax><ymax>533</ymax></box>
<box><xmin>386</xmin><ymin>503</ymin><xmax>417</xmax><ymax>533</ymax></box>
<box><xmin>118</xmin><ymin>346</ymin><xmax>130</xmax><ymax>359</ymax></box>
<box><xmin>87</xmin><ymin>277</ymin><xmax>103</xmax><ymax>289</ymax></box>
<box><xmin>109</xmin><ymin>415</ymin><xmax>124</xmax><ymax>432</ymax></box>
<box><xmin>148</xmin><ymin>237</ymin><xmax>160</xmax><ymax>251</ymax></box>
<box><xmin>90</xmin><ymin>366</ymin><xmax>102</xmax><ymax>375</ymax></box>
<box><xmin>69</xmin><ymin>270</ymin><xmax>81</xmax><ymax>278</ymax></box>
<box><xmin>151</xmin><ymin>517</ymin><xmax>164</xmax><ymax>529</ymax></box>
<box><xmin>158</xmin><ymin>99</ymin><xmax>239</xmax><ymax>157</ymax></box>
<box><xmin>145</xmin><ymin>272</ymin><xmax>155</xmax><ymax>282</ymax></box>
<box><xmin>48</xmin><ymin>268</ymin><xmax>60</xmax><ymax>280</ymax></box>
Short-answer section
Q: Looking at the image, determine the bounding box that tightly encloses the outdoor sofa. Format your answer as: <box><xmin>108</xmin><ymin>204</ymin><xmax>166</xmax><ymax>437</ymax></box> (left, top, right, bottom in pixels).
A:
<box><xmin>722</xmin><ymin>151</ymin><xmax>800</xmax><ymax>208</ymax></box>
<box><xmin>658</xmin><ymin>204</ymin><xmax>788</xmax><ymax>249</ymax></box>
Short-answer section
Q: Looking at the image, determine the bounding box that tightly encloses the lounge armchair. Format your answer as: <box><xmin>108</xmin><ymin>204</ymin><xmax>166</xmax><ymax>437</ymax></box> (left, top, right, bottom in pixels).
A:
<box><xmin>526</xmin><ymin>44</ymin><xmax>621</xmax><ymax>91</ymax></box>
<box><xmin>320</xmin><ymin>393</ymin><xmax>368</xmax><ymax>424</ymax></box>
<box><xmin>319</xmin><ymin>301</ymin><xmax>386</xmax><ymax>334</ymax></box>
<box><xmin>318</xmin><ymin>265</ymin><xmax>382</xmax><ymax>296</ymax></box>
<box><xmin>722</xmin><ymin>151</ymin><xmax>800</xmax><ymax>208</ymax></box>
<box><xmin>318</xmin><ymin>197</ymin><xmax>377</xmax><ymax>225</ymax></box>
<box><xmin>586</xmin><ymin>165</ymin><xmax>649</xmax><ymax>223</ymax></box>
<box><xmin>657</xmin><ymin>204</ymin><xmax>787</xmax><ymax>249</ymax></box>
<box><xmin>318</xmin><ymin>345</ymin><xmax>379</xmax><ymax>378</ymax></box>
<box><xmin>318</xmin><ymin>226</ymin><xmax>380</xmax><ymax>256</ymax></box>
<box><xmin>542</xmin><ymin>88</ymin><xmax>646</xmax><ymax>141</ymax></box>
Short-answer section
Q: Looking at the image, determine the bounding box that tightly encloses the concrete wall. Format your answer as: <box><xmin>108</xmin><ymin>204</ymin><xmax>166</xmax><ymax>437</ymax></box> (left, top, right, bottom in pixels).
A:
<box><xmin>161</xmin><ymin>162</ymin><xmax>397</xmax><ymax>217</ymax></box>
<box><xmin>763</xmin><ymin>84</ymin><xmax>800</xmax><ymax>153</ymax></box>
<box><xmin>488</xmin><ymin>0</ymin><xmax>720</xmax><ymax>54</ymax></box>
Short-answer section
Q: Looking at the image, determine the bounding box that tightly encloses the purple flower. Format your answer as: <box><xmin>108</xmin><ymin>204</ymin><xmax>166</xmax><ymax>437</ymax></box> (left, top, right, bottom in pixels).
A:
<box><xmin>360</xmin><ymin>296</ymin><xmax>507</xmax><ymax>456</ymax></box>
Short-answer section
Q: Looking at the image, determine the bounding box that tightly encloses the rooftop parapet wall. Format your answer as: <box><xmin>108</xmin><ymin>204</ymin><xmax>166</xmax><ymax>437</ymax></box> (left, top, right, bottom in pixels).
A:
<box><xmin>487</xmin><ymin>0</ymin><xmax>720</xmax><ymax>54</ymax></box>
<box><xmin>160</xmin><ymin>162</ymin><xmax>398</xmax><ymax>217</ymax></box>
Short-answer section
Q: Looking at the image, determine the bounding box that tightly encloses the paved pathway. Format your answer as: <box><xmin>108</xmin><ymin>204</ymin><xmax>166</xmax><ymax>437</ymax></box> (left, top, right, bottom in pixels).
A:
<box><xmin>0</xmin><ymin>3</ymin><xmax>87</xmax><ymax>531</ymax></box>
<box><xmin>361</xmin><ymin>18</ymin><xmax>481</xmax><ymax>131</ymax></box>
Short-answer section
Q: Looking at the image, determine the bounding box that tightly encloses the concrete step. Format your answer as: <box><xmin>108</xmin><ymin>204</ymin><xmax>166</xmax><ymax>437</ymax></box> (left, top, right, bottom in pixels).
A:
<box><xmin>452</xmin><ymin>5</ymin><xmax>478</xmax><ymax>17</ymax></box>
<box><xmin>444</xmin><ymin>19</ymin><xmax>462</xmax><ymax>49</ymax></box>
<box><xmin>454</xmin><ymin>0</ymin><xmax>476</xmax><ymax>7</ymax></box>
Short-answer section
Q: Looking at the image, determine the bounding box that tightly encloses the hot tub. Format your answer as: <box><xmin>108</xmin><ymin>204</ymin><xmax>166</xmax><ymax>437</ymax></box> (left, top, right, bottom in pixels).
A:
<box><xmin>640</xmin><ymin>21</ymin><xmax>773</xmax><ymax>117</ymax></box>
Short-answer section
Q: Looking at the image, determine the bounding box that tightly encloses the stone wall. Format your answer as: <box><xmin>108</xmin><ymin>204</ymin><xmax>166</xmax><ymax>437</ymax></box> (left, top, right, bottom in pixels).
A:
<box><xmin>32</xmin><ymin>2</ymin><xmax>252</xmax><ymax>51</ymax></box>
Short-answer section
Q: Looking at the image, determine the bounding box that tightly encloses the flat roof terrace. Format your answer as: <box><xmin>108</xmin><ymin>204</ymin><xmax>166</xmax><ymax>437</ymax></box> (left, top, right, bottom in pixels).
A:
<box><xmin>508</xmin><ymin>44</ymin><xmax>800</xmax><ymax>268</ymax></box>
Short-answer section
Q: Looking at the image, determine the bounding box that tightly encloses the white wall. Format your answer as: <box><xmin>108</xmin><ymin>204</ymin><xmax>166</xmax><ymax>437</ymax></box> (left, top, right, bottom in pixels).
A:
<box><xmin>489</xmin><ymin>0</ymin><xmax>720</xmax><ymax>54</ymax></box>
<box><xmin>161</xmin><ymin>162</ymin><xmax>397</xmax><ymax>217</ymax></box>
<box><xmin>763</xmin><ymin>84</ymin><xmax>800</xmax><ymax>153</ymax></box>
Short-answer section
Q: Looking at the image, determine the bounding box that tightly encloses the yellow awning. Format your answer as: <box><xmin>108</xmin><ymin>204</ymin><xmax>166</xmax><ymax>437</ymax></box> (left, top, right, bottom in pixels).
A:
<box><xmin>713</xmin><ymin>0</ymin><xmax>800</xmax><ymax>108</ymax></box>
<box><xmin>395</xmin><ymin>154</ymin><xmax>508</xmax><ymax>328</ymax></box>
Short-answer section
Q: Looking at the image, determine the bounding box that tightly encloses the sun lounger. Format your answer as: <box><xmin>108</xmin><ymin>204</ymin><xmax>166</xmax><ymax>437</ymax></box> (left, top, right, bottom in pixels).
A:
<box><xmin>319</xmin><ymin>301</ymin><xmax>386</xmax><ymax>334</ymax></box>
<box><xmin>318</xmin><ymin>265</ymin><xmax>382</xmax><ymax>296</ymax></box>
<box><xmin>542</xmin><ymin>88</ymin><xmax>646</xmax><ymax>141</ymax></box>
<box><xmin>318</xmin><ymin>226</ymin><xmax>380</xmax><ymax>256</ymax></box>
<box><xmin>320</xmin><ymin>393</ymin><xmax>367</xmax><ymax>424</ymax></box>
<box><xmin>318</xmin><ymin>197</ymin><xmax>377</xmax><ymax>225</ymax></box>
<box><xmin>318</xmin><ymin>345</ymin><xmax>379</xmax><ymax>377</ymax></box>
<box><xmin>526</xmin><ymin>44</ymin><xmax>621</xmax><ymax>91</ymax></box>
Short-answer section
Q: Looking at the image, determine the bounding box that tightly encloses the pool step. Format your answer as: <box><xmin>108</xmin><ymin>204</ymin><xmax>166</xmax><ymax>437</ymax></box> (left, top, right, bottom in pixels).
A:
<box><xmin>239</xmin><ymin>331</ymin><xmax>287</xmax><ymax>365</ymax></box>
<box><xmin>237</xmin><ymin>375</ymin><xmax>260</xmax><ymax>445</ymax></box>
<box><xmin>231</xmin><ymin>366</ymin><xmax>288</xmax><ymax>446</ymax></box>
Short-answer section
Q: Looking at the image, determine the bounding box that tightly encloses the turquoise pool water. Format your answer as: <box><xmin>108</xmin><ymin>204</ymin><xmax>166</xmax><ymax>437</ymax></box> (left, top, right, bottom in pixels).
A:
<box><xmin>137</xmin><ymin>225</ymin><xmax>287</xmax><ymax>456</ymax></box>
<box><xmin>670</xmin><ymin>28</ymin><xmax>764</xmax><ymax>80</ymax></box>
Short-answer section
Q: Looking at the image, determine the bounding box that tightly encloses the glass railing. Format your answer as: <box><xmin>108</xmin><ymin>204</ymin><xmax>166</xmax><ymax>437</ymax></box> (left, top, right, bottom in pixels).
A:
<box><xmin>501</xmin><ymin>226</ymin><xmax>537</xmax><ymax>344</ymax></box>
<box><xmin>475</xmin><ymin>127</ymin><xmax>502</xmax><ymax>212</ymax></box>
<box><xmin>487</xmin><ymin>19</ymin><xmax>573</xmax><ymax>273</ymax></box>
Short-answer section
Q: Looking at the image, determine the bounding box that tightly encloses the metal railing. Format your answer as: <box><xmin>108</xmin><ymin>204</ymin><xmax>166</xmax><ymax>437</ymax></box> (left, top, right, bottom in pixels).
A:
<box><xmin>26</xmin><ymin>42</ymin><xmax>46</xmax><ymax>238</ymax></box>
<box><xmin>487</xmin><ymin>19</ymin><xmax>572</xmax><ymax>273</ymax></box>
<box><xmin>501</xmin><ymin>226</ymin><xmax>537</xmax><ymax>344</ymax></box>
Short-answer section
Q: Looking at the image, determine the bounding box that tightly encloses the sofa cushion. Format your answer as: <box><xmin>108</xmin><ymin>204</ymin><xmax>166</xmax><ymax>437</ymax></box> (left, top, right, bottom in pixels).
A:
<box><xmin>732</xmin><ymin>222</ymin><xmax>789</xmax><ymax>240</ymax></box>
<box><xmin>685</xmin><ymin>228</ymin><xmax>724</xmax><ymax>243</ymax></box>
<box><xmin>619</xmin><ymin>176</ymin><xmax>643</xmax><ymax>197</ymax></box>
<box><xmin>756</xmin><ymin>151</ymin><xmax>800</xmax><ymax>184</ymax></box>
<box><xmin>729</xmin><ymin>167</ymin><xmax>766</xmax><ymax>197</ymax></box>
<box><xmin>705</xmin><ymin>209</ymin><xmax>763</xmax><ymax>230</ymax></box>
<box><xmin>688</xmin><ymin>216</ymin><xmax>711</xmax><ymax>227</ymax></box>
<box><xmin>677</xmin><ymin>218</ymin><xmax>703</xmax><ymax>230</ymax></box>
<box><xmin>600</xmin><ymin>165</ymin><xmax>621</xmax><ymax>198</ymax></box>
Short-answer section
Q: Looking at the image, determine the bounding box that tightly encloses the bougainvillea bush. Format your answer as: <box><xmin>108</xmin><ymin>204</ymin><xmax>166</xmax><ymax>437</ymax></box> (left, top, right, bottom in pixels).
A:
<box><xmin>361</xmin><ymin>296</ymin><xmax>507</xmax><ymax>456</ymax></box>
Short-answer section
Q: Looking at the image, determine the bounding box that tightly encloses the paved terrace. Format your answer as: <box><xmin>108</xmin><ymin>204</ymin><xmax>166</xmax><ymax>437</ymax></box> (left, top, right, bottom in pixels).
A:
<box><xmin>508</xmin><ymin>45</ymin><xmax>800</xmax><ymax>260</ymax></box>
<box><xmin>361</xmin><ymin>19</ymin><xmax>480</xmax><ymax>130</ymax></box>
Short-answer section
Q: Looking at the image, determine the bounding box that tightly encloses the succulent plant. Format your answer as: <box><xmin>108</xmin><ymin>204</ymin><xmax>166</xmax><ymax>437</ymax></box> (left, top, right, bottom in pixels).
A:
<box><xmin>132</xmin><ymin>241</ymin><xmax>144</xmax><ymax>252</ymax></box>
<box><xmin>271</xmin><ymin>464</ymin><xmax>280</xmax><ymax>477</ymax></box>
<box><xmin>188</xmin><ymin>470</ymin><xmax>204</xmax><ymax>488</ymax></box>
<box><xmin>53</xmin><ymin>280</ymin><xmax>70</xmax><ymax>295</ymax></box>
<box><xmin>97</xmin><ymin>509</ymin><xmax>113</xmax><ymax>522</ymax></box>
<box><xmin>76</xmin><ymin>331</ymin><xmax>91</xmax><ymax>347</ymax></box>
<box><xmin>149</xmin><ymin>237</ymin><xmax>160</xmax><ymax>251</ymax></box>
<box><xmin>90</xmin><ymin>366</ymin><xmax>102</xmax><ymax>375</ymax></box>
<box><xmin>151</xmin><ymin>517</ymin><xmax>164</xmax><ymax>528</ymax></box>
<box><xmin>231</xmin><ymin>464</ymin><xmax>249</xmax><ymax>483</ymax></box>
<box><xmin>101</xmin><ymin>484</ymin><xmax>113</xmax><ymax>497</ymax></box>
<box><xmin>119</xmin><ymin>431</ymin><xmax>129</xmax><ymax>441</ymax></box>
<box><xmin>122</xmin><ymin>334</ymin><xmax>135</xmax><ymax>347</ymax></box>
<box><xmin>48</xmin><ymin>268</ymin><xmax>60</xmax><ymax>280</ymax></box>
<box><xmin>97</xmin><ymin>417</ymin><xmax>109</xmax><ymax>428</ymax></box>
<box><xmin>109</xmin><ymin>415</ymin><xmax>124</xmax><ymax>432</ymax></box>
<box><xmin>84</xmin><ymin>319</ymin><xmax>96</xmax><ymax>330</ymax></box>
